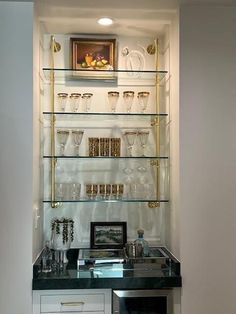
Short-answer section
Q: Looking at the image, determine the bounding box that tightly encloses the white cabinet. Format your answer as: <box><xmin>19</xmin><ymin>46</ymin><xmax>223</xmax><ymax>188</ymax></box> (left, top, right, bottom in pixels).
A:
<box><xmin>33</xmin><ymin>289</ymin><xmax>111</xmax><ymax>314</ymax></box>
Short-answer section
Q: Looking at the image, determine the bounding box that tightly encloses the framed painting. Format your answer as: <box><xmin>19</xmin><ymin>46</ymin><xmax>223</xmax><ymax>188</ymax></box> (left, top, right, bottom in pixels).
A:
<box><xmin>70</xmin><ymin>38</ymin><xmax>116</xmax><ymax>78</ymax></box>
<box><xmin>90</xmin><ymin>221</ymin><xmax>127</xmax><ymax>249</ymax></box>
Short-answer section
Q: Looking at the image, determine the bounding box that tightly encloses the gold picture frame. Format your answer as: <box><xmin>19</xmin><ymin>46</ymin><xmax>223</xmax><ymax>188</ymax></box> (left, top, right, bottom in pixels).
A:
<box><xmin>70</xmin><ymin>38</ymin><xmax>116</xmax><ymax>79</ymax></box>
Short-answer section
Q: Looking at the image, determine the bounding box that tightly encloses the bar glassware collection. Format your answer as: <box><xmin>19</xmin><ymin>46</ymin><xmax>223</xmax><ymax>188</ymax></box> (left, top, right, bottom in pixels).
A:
<box><xmin>57</xmin><ymin>90</ymin><xmax>150</xmax><ymax>113</ymax></box>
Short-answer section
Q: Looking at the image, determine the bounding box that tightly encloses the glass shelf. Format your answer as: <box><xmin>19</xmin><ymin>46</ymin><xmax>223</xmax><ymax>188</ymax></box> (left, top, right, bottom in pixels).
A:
<box><xmin>43</xmin><ymin>112</ymin><xmax>168</xmax><ymax>118</ymax></box>
<box><xmin>43</xmin><ymin>199</ymin><xmax>169</xmax><ymax>204</ymax></box>
<box><xmin>42</xmin><ymin>68</ymin><xmax>168</xmax><ymax>83</ymax></box>
<box><xmin>43</xmin><ymin>156</ymin><xmax>168</xmax><ymax>159</ymax></box>
<box><xmin>43</xmin><ymin>112</ymin><xmax>168</xmax><ymax>125</ymax></box>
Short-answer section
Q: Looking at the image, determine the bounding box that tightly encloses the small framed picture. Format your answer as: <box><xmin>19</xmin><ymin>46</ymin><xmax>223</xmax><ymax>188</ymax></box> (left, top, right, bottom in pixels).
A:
<box><xmin>90</xmin><ymin>222</ymin><xmax>127</xmax><ymax>249</ymax></box>
<box><xmin>70</xmin><ymin>38</ymin><xmax>116</xmax><ymax>79</ymax></box>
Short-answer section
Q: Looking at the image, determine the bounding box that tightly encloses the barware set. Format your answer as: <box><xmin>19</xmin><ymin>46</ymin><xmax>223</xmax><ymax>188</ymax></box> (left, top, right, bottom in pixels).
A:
<box><xmin>86</xmin><ymin>183</ymin><xmax>124</xmax><ymax>200</ymax></box>
<box><xmin>108</xmin><ymin>90</ymin><xmax>150</xmax><ymax>113</ymax></box>
<box><xmin>57</xmin><ymin>92</ymin><xmax>93</xmax><ymax>112</ymax></box>
<box><xmin>57</xmin><ymin>129</ymin><xmax>84</xmax><ymax>156</ymax></box>
<box><xmin>56</xmin><ymin>182</ymin><xmax>81</xmax><ymax>200</ymax></box>
<box><xmin>123</xmin><ymin>130</ymin><xmax>150</xmax><ymax>157</ymax></box>
<box><xmin>88</xmin><ymin>137</ymin><xmax>121</xmax><ymax>157</ymax></box>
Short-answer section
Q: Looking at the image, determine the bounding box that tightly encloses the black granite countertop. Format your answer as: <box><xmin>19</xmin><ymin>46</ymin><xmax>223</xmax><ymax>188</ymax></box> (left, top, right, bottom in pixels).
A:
<box><xmin>33</xmin><ymin>247</ymin><xmax>181</xmax><ymax>290</ymax></box>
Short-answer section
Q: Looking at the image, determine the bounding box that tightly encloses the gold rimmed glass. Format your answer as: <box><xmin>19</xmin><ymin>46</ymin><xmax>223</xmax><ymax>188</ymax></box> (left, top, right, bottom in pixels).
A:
<box><xmin>123</xmin><ymin>91</ymin><xmax>134</xmax><ymax>113</ymax></box>
<box><xmin>71</xmin><ymin>130</ymin><xmax>84</xmax><ymax>156</ymax></box>
<box><xmin>82</xmin><ymin>93</ymin><xmax>93</xmax><ymax>112</ymax></box>
<box><xmin>138</xmin><ymin>130</ymin><xmax>149</xmax><ymax>156</ymax></box>
<box><xmin>57</xmin><ymin>129</ymin><xmax>69</xmax><ymax>156</ymax></box>
<box><xmin>70</xmin><ymin>93</ymin><xmax>81</xmax><ymax>112</ymax></box>
<box><xmin>57</xmin><ymin>93</ymin><xmax>68</xmax><ymax>112</ymax></box>
<box><xmin>137</xmin><ymin>91</ymin><xmax>150</xmax><ymax>113</ymax></box>
<box><xmin>108</xmin><ymin>91</ymin><xmax>119</xmax><ymax>112</ymax></box>
<box><xmin>123</xmin><ymin>130</ymin><xmax>137</xmax><ymax>157</ymax></box>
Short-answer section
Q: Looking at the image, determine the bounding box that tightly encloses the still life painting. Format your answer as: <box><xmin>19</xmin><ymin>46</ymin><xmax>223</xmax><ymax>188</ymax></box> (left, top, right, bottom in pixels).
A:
<box><xmin>71</xmin><ymin>38</ymin><xmax>116</xmax><ymax>75</ymax></box>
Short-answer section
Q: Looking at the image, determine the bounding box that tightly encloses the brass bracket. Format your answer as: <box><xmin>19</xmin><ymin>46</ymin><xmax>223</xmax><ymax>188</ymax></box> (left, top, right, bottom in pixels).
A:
<box><xmin>51</xmin><ymin>201</ymin><xmax>61</xmax><ymax>208</ymax></box>
<box><xmin>147</xmin><ymin>43</ymin><xmax>156</xmax><ymax>55</ymax></box>
<box><xmin>148</xmin><ymin>201</ymin><xmax>160</xmax><ymax>208</ymax></box>
<box><xmin>150</xmin><ymin>160</ymin><xmax>159</xmax><ymax>167</ymax></box>
<box><xmin>150</xmin><ymin>118</ymin><xmax>159</xmax><ymax>126</ymax></box>
<box><xmin>51</xmin><ymin>36</ymin><xmax>61</xmax><ymax>53</ymax></box>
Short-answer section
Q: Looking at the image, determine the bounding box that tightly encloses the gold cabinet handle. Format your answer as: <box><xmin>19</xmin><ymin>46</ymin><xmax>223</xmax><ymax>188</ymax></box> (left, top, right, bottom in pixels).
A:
<box><xmin>61</xmin><ymin>301</ymin><xmax>85</xmax><ymax>306</ymax></box>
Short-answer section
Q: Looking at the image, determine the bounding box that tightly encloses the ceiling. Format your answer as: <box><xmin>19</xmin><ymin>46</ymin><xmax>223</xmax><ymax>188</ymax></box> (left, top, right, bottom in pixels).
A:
<box><xmin>35</xmin><ymin>0</ymin><xmax>236</xmax><ymax>36</ymax></box>
<box><xmin>35</xmin><ymin>0</ymin><xmax>178</xmax><ymax>36</ymax></box>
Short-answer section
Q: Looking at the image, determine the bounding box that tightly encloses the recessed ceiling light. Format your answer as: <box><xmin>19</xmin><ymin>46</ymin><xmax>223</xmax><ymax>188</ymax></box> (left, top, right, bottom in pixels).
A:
<box><xmin>97</xmin><ymin>17</ymin><xmax>114</xmax><ymax>26</ymax></box>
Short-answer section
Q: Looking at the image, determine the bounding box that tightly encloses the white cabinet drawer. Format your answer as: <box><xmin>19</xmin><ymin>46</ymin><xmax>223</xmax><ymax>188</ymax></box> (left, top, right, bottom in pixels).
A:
<box><xmin>41</xmin><ymin>293</ymin><xmax>105</xmax><ymax>312</ymax></box>
<box><xmin>48</xmin><ymin>312</ymin><xmax>104</xmax><ymax>314</ymax></box>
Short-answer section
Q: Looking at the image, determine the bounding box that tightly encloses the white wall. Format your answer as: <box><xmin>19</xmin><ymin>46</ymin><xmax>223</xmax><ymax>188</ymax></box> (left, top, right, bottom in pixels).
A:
<box><xmin>169</xmin><ymin>12</ymin><xmax>180</xmax><ymax>258</ymax></box>
<box><xmin>0</xmin><ymin>2</ymin><xmax>33</xmax><ymax>314</ymax></box>
<box><xmin>32</xmin><ymin>1</ymin><xmax>44</xmax><ymax>262</ymax></box>
<box><xmin>180</xmin><ymin>5</ymin><xmax>236</xmax><ymax>314</ymax></box>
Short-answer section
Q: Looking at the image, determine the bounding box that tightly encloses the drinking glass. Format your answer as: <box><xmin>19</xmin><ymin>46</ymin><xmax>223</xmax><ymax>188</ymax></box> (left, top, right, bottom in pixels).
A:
<box><xmin>56</xmin><ymin>183</ymin><xmax>67</xmax><ymax>201</ymax></box>
<box><xmin>86</xmin><ymin>184</ymin><xmax>98</xmax><ymax>199</ymax></box>
<box><xmin>111</xmin><ymin>184</ymin><xmax>124</xmax><ymax>199</ymax></box>
<box><xmin>69</xmin><ymin>183</ymin><xmax>81</xmax><ymax>200</ymax></box>
<box><xmin>108</xmin><ymin>91</ymin><xmax>119</xmax><ymax>112</ymax></box>
<box><xmin>82</xmin><ymin>93</ymin><xmax>93</xmax><ymax>112</ymax></box>
<box><xmin>137</xmin><ymin>91</ymin><xmax>150</xmax><ymax>113</ymax></box>
<box><xmin>71</xmin><ymin>130</ymin><xmax>84</xmax><ymax>156</ymax></box>
<box><xmin>70</xmin><ymin>93</ymin><xmax>81</xmax><ymax>112</ymax></box>
<box><xmin>123</xmin><ymin>91</ymin><xmax>134</xmax><ymax>113</ymax></box>
<box><xmin>57</xmin><ymin>130</ymin><xmax>69</xmax><ymax>156</ymax></box>
<box><xmin>57</xmin><ymin>93</ymin><xmax>68</xmax><ymax>112</ymax></box>
<box><xmin>130</xmin><ymin>183</ymin><xmax>145</xmax><ymax>199</ymax></box>
<box><xmin>123</xmin><ymin>131</ymin><xmax>137</xmax><ymax>157</ymax></box>
<box><xmin>138</xmin><ymin>130</ymin><xmax>149</xmax><ymax>156</ymax></box>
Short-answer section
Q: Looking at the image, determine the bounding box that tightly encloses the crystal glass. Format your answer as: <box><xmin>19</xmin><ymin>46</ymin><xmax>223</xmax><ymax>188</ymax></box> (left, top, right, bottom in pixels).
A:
<box><xmin>69</xmin><ymin>183</ymin><xmax>81</xmax><ymax>200</ymax></box>
<box><xmin>57</xmin><ymin>93</ymin><xmax>68</xmax><ymax>112</ymax></box>
<box><xmin>123</xmin><ymin>131</ymin><xmax>137</xmax><ymax>157</ymax></box>
<box><xmin>86</xmin><ymin>184</ymin><xmax>98</xmax><ymax>199</ymax></box>
<box><xmin>55</xmin><ymin>183</ymin><xmax>65</xmax><ymax>201</ymax></box>
<box><xmin>108</xmin><ymin>91</ymin><xmax>119</xmax><ymax>112</ymax></box>
<box><xmin>71</xmin><ymin>130</ymin><xmax>84</xmax><ymax>156</ymax></box>
<box><xmin>137</xmin><ymin>91</ymin><xmax>150</xmax><ymax>113</ymax></box>
<box><xmin>57</xmin><ymin>130</ymin><xmax>69</xmax><ymax>156</ymax></box>
<box><xmin>111</xmin><ymin>184</ymin><xmax>124</xmax><ymax>199</ymax></box>
<box><xmin>70</xmin><ymin>93</ymin><xmax>81</xmax><ymax>112</ymax></box>
<box><xmin>123</xmin><ymin>91</ymin><xmax>134</xmax><ymax>113</ymax></box>
<box><xmin>130</xmin><ymin>183</ymin><xmax>145</xmax><ymax>199</ymax></box>
<box><xmin>138</xmin><ymin>130</ymin><xmax>149</xmax><ymax>156</ymax></box>
<box><xmin>82</xmin><ymin>93</ymin><xmax>93</xmax><ymax>112</ymax></box>
<box><xmin>99</xmin><ymin>184</ymin><xmax>111</xmax><ymax>200</ymax></box>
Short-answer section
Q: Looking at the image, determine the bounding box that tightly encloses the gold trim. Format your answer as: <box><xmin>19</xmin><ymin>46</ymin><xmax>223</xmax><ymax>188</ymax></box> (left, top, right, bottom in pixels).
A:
<box><xmin>150</xmin><ymin>160</ymin><xmax>159</xmax><ymax>167</ymax></box>
<box><xmin>50</xmin><ymin>36</ymin><xmax>60</xmax><ymax>208</ymax></box>
<box><xmin>148</xmin><ymin>201</ymin><xmax>160</xmax><ymax>208</ymax></box>
<box><xmin>155</xmin><ymin>39</ymin><xmax>160</xmax><ymax>208</ymax></box>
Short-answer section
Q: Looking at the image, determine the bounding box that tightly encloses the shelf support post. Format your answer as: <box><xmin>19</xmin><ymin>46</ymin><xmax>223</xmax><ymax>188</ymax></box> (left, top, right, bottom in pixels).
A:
<box><xmin>50</xmin><ymin>35</ymin><xmax>61</xmax><ymax>208</ymax></box>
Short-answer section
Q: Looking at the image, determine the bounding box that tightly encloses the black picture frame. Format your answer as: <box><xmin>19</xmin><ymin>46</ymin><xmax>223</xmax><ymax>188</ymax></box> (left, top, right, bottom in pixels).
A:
<box><xmin>90</xmin><ymin>221</ymin><xmax>127</xmax><ymax>249</ymax></box>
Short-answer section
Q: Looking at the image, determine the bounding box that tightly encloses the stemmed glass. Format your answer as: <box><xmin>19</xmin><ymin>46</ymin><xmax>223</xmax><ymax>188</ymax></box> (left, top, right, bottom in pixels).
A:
<box><xmin>123</xmin><ymin>91</ymin><xmax>134</xmax><ymax>113</ymax></box>
<box><xmin>71</xmin><ymin>130</ymin><xmax>84</xmax><ymax>156</ymax></box>
<box><xmin>123</xmin><ymin>131</ymin><xmax>137</xmax><ymax>157</ymax></box>
<box><xmin>108</xmin><ymin>91</ymin><xmax>119</xmax><ymax>112</ymax></box>
<box><xmin>70</xmin><ymin>93</ymin><xmax>81</xmax><ymax>112</ymax></box>
<box><xmin>138</xmin><ymin>130</ymin><xmax>149</xmax><ymax>156</ymax></box>
<box><xmin>57</xmin><ymin>130</ymin><xmax>69</xmax><ymax>156</ymax></box>
<box><xmin>82</xmin><ymin>93</ymin><xmax>93</xmax><ymax>112</ymax></box>
<box><xmin>137</xmin><ymin>91</ymin><xmax>150</xmax><ymax>113</ymax></box>
<box><xmin>57</xmin><ymin>93</ymin><xmax>68</xmax><ymax>112</ymax></box>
